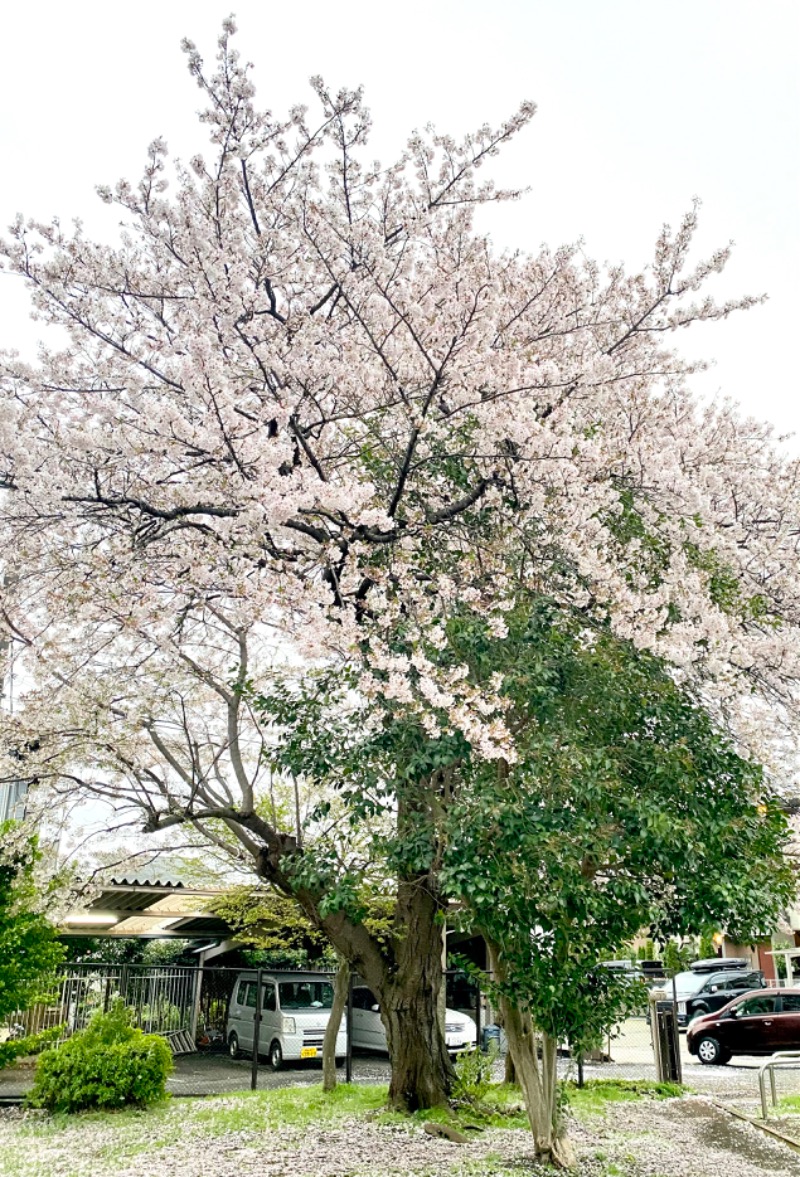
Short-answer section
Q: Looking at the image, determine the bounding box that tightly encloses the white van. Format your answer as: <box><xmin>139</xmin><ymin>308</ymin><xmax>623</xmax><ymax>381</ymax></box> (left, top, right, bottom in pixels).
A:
<box><xmin>226</xmin><ymin>971</ymin><xmax>347</xmax><ymax>1070</ymax></box>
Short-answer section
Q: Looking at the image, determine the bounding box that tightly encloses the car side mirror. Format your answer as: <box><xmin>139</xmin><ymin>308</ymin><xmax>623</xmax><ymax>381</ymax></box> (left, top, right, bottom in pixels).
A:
<box><xmin>371</xmin><ymin>1003</ymin><xmax>380</xmax><ymax>1013</ymax></box>
<box><xmin>710</xmin><ymin>985</ymin><xmax>718</xmax><ymax>993</ymax></box>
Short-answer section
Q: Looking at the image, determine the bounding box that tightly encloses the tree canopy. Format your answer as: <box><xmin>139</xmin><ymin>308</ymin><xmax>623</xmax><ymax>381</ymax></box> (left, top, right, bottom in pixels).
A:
<box><xmin>442</xmin><ymin>602</ymin><xmax>794</xmax><ymax>1039</ymax></box>
<box><xmin>437</xmin><ymin>602</ymin><xmax>793</xmax><ymax>1163</ymax></box>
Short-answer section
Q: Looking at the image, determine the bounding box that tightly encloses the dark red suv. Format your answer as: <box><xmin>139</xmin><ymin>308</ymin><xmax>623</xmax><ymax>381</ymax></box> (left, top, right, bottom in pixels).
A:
<box><xmin>686</xmin><ymin>987</ymin><xmax>800</xmax><ymax>1064</ymax></box>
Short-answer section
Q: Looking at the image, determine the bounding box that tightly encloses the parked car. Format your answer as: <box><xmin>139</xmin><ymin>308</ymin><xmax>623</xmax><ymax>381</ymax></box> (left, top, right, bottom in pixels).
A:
<box><xmin>686</xmin><ymin>987</ymin><xmax>800</xmax><ymax>1064</ymax></box>
<box><xmin>598</xmin><ymin>960</ymin><xmax>647</xmax><ymax>982</ymax></box>
<box><xmin>226</xmin><ymin>971</ymin><xmax>347</xmax><ymax>1070</ymax></box>
<box><xmin>653</xmin><ymin>962</ymin><xmax>765</xmax><ymax>1029</ymax></box>
<box><xmin>690</xmin><ymin>957</ymin><xmax>751</xmax><ymax>972</ymax></box>
<box><xmin>350</xmin><ymin>985</ymin><xmax>477</xmax><ymax>1055</ymax></box>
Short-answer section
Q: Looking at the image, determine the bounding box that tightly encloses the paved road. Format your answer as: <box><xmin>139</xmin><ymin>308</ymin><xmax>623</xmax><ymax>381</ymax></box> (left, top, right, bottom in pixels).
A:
<box><xmin>170</xmin><ymin>1051</ymin><xmax>393</xmax><ymax>1095</ymax></box>
<box><xmin>0</xmin><ymin>1051</ymin><xmax>395</xmax><ymax>1099</ymax></box>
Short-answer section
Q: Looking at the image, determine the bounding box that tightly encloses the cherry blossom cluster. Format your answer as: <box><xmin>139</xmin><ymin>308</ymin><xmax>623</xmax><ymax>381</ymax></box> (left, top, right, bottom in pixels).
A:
<box><xmin>1</xmin><ymin>18</ymin><xmax>799</xmax><ymax>847</ymax></box>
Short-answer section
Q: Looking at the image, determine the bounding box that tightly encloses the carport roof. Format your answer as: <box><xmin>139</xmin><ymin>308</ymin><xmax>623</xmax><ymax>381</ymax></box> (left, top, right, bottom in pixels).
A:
<box><xmin>60</xmin><ymin>877</ymin><xmax>235</xmax><ymax>939</ymax></box>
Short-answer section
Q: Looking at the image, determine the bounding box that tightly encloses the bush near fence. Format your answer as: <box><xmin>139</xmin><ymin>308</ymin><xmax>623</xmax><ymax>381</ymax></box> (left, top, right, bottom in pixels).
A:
<box><xmin>27</xmin><ymin>1000</ymin><xmax>173</xmax><ymax>1113</ymax></box>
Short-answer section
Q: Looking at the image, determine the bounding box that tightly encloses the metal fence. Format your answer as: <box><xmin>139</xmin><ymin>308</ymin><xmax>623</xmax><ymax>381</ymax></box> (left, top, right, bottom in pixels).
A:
<box><xmin>2</xmin><ymin>964</ymin><xmax>199</xmax><ymax>1042</ymax></box>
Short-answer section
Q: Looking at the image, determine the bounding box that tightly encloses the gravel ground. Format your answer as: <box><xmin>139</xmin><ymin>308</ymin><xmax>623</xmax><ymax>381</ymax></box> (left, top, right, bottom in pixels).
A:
<box><xmin>2</xmin><ymin>1093</ymin><xmax>800</xmax><ymax>1177</ymax></box>
<box><xmin>570</xmin><ymin>1096</ymin><xmax>800</xmax><ymax>1177</ymax></box>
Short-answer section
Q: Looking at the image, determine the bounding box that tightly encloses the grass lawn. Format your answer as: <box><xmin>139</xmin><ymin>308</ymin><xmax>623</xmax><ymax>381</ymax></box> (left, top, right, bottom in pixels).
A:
<box><xmin>0</xmin><ymin>1079</ymin><xmax>700</xmax><ymax>1177</ymax></box>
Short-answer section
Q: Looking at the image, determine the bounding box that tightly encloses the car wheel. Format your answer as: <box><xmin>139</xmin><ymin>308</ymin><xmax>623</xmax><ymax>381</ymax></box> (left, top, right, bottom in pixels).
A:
<box><xmin>696</xmin><ymin>1036</ymin><xmax>726</xmax><ymax>1065</ymax></box>
<box><xmin>228</xmin><ymin>1032</ymin><xmax>240</xmax><ymax>1060</ymax></box>
<box><xmin>693</xmin><ymin>1004</ymin><xmax>709</xmax><ymax>1016</ymax></box>
<box><xmin>269</xmin><ymin>1040</ymin><xmax>283</xmax><ymax>1071</ymax></box>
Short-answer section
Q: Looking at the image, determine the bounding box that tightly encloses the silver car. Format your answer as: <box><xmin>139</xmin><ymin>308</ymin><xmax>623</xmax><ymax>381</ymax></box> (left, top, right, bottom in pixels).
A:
<box><xmin>350</xmin><ymin>985</ymin><xmax>477</xmax><ymax>1054</ymax></box>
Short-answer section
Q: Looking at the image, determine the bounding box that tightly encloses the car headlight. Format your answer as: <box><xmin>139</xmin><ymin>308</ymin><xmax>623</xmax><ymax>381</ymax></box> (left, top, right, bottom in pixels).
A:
<box><xmin>282</xmin><ymin>1017</ymin><xmax>296</xmax><ymax>1034</ymax></box>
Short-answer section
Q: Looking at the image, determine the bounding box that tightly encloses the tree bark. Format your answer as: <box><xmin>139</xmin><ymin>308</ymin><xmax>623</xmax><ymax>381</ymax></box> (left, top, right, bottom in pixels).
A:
<box><xmin>381</xmin><ymin>869</ymin><xmax>455</xmax><ymax>1110</ymax></box>
<box><xmin>378</xmin><ymin>975</ymin><xmax>454</xmax><ymax>1111</ymax></box>
<box><xmin>486</xmin><ymin>939</ymin><xmax>576</xmax><ymax>1169</ymax></box>
<box><xmin>322</xmin><ymin>954</ymin><xmax>349</xmax><ymax>1093</ymax></box>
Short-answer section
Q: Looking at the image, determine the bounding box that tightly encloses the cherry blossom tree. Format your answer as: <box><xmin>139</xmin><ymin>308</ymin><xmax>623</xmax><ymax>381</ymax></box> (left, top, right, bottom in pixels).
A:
<box><xmin>2</xmin><ymin>19</ymin><xmax>800</xmax><ymax>1110</ymax></box>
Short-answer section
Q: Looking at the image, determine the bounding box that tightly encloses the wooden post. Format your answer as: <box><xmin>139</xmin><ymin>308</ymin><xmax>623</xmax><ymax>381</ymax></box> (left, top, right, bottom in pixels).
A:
<box><xmin>345</xmin><ymin>971</ymin><xmax>353</xmax><ymax>1083</ymax></box>
<box><xmin>250</xmin><ymin>970</ymin><xmax>262</xmax><ymax>1091</ymax></box>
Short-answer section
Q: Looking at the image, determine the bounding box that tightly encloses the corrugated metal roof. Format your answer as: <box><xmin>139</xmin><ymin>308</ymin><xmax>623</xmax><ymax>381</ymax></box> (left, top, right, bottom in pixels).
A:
<box><xmin>109</xmin><ymin>874</ymin><xmax>186</xmax><ymax>888</ymax></box>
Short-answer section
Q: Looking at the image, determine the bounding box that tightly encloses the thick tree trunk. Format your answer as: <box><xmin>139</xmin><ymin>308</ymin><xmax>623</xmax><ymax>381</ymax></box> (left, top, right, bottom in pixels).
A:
<box><xmin>365</xmin><ymin>875</ymin><xmax>454</xmax><ymax>1111</ymax></box>
<box><xmin>308</xmin><ymin>872</ymin><xmax>454</xmax><ymax>1111</ymax></box>
<box><xmin>322</xmin><ymin>954</ymin><xmax>349</xmax><ymax>1093</ymax></box>
<box><xmin>487</xmin><ymin>940</ymin><xmax>575</xmax><ymax>1169</ymax></box>
<box><xmin>379</xmin><ymin>976</ymin><xmax>454</xmax><ymax>1111</ymax></box>
<box><xmin>252</xmin><ymin>793</ymin><xmax>453</xmax><ymax>1111</ymax></box>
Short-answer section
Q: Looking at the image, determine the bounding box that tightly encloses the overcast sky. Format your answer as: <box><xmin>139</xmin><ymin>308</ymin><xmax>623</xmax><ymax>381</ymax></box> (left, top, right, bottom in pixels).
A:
<box><xmin>1</xmin><ymin>0</ymin><xmax>798</xmax><ymax>441</ymax></box>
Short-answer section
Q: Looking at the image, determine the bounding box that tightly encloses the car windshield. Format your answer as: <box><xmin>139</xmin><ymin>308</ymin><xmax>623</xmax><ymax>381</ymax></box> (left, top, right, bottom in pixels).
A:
<box><xmin>278</xmin><ymin>981</ymin><xmax>334</xmax><ymax>1009</ymax></box>
<box><xmin>671</xmin><ymin>972</ymin><xmax>705</xmax><ymax>998</ymax></box>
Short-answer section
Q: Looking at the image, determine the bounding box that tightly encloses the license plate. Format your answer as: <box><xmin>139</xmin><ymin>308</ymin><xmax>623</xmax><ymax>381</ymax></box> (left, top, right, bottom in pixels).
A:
<box><xmin>300</xmin><ymin>1047</ymin><xmax>318</xmax><ymax>1058</ymax></box>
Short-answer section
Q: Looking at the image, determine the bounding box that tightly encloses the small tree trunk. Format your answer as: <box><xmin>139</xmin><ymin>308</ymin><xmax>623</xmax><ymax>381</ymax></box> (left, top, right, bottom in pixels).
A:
<box><xmin>322</xmin><ymin>954</ymin><xmax>349</xmax><ymax>1093</ymax></box>
<box><xmin>496</xmin><ymin>1007</ymin><xmax>517</xmax><ymax>1084</ymax></box>
<box><xmin>487</xmin><ymin>940</ymin><xmax>575</xmax><ymax>1169</ymax></box>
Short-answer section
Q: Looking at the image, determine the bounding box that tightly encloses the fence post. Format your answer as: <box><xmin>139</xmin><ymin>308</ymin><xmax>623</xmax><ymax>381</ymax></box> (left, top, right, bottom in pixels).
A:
<box><xmin>475</xmin><ymin>979</ymin><xmax>482</xmax><ymax>1051</ymax></box>
<box><xmin>250</xmin><ymin>969</ymin><xmax>262</xmax><ymax>1092</ymax></box>
<box><xmin>649</xmin><ymin>987</ymin><xmax>681</xmax><ymax>1083</ymax></box>
<box><xmin>670</xmin><ymin>973</ymin><xmax>683</xmax><ymax>1084</ymax></box>
<box><xmin>345</xmin><ymin>971</ymin><xmax>353</xmax><ymax>1083</ymax></box>
<box><xmin>189</xmin><ymin>960</ymin><xmax>205</xmax><ymax>1043</ymax></box>
<box><xmin>103</xmin><ymin>974</ymin><xmax>112</xmax><ymax>1013</ymax></box>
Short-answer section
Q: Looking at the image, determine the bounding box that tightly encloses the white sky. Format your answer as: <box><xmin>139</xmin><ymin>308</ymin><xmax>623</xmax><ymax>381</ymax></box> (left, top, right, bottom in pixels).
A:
<box><xmin>0</xmin><ymin>0</ymin><xmax>798</xmax><ymax>441</ymax></box>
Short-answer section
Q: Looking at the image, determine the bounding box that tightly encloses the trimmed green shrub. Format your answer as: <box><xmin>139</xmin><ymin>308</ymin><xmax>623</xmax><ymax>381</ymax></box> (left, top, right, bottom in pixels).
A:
<box><xmin>27</xmin><ymin>1000</ymin><xmax>172</xmax><ymax>1112</ymax></box>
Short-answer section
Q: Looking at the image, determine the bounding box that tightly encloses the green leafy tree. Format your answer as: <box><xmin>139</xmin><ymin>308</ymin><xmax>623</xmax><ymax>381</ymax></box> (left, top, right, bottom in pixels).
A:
<box><xmin>212</xmin><ymin>887</ymin><xmax>335</xmax><ymax>969</ymax></box>
<box><xmin>661</xmin><ymin>940</ymin><xmax>694</xmax><ymax>975</ymax></box>
<box><xmin>64</xmin><ymin>937</ymin><xmax>196</xmax><ymax>966</ymax></box>
<box><xmin>0</xmin><ymin>824</ymin><xmax>65</xmax><ymax>1024</ymax></box>
<box><xmin>441</xmin><ymin>603</ymin><xmax>795</xmax><ymax>1167</ymax></box>
<box><xmin>698</xmin><ymin>930</ymin><xmax>720</xmax><ymax>960</ymax></box>
<box><xmin>0</xmin><ymin>824</ymin><xmax>67</xmax><ymax>1070</ymax></box>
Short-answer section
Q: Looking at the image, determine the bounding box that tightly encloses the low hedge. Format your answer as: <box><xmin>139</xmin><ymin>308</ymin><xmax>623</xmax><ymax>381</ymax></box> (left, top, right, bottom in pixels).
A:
<box><xmin>27</xmin><ymin>1000</ymin><xmax>173</xmax><ymax>1113</ymax></box>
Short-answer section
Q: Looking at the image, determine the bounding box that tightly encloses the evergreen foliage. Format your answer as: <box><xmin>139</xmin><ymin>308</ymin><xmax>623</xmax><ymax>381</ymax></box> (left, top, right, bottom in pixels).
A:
<box><xmin>0</xmin><ymin>823</ymin><xmax>65</xmax><ymax>1024</ymax></box>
